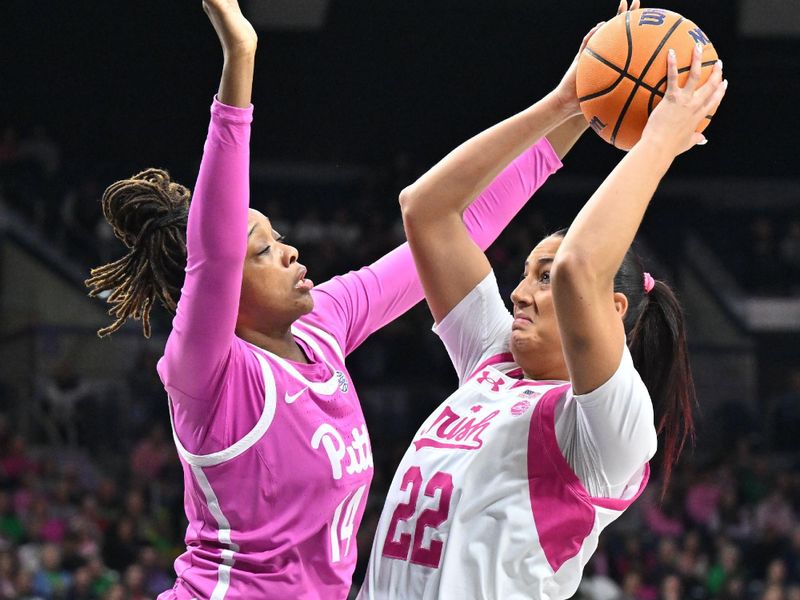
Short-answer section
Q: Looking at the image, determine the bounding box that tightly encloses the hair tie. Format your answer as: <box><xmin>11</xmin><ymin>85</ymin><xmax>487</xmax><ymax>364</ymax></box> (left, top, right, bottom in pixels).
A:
<box><xmin>643</xmin><ymin>272</ymin><xmax>655</xmax><ymax>294</ymax></box>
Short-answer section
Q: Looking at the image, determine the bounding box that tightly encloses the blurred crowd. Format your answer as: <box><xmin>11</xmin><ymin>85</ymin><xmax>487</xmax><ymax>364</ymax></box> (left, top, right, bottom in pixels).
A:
<box><xmin>1</xmin><ymin>123</ymin><xmax>799</xmax><ymax>299</ymax></box>
<box><xmin>1</xmin><ymin>366</ymin><xmax>800</xmax><ymax>600</ymax></box>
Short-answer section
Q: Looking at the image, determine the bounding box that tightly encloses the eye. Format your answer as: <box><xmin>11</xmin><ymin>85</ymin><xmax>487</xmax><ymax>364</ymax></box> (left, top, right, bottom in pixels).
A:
<box><xmin>538</xmin><ymin>271</ymin><xmax>551</xmax><ymax>285</ymax></box>
<box><xmin>258</xmin><ymin>245</ymin><xmax>271</xmax><ymax>255</ymax></box>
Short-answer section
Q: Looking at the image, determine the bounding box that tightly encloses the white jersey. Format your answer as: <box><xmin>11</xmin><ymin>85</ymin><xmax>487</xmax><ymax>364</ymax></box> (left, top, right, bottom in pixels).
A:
<box><xmin>359</xmin><ymin>272</ymin><xmax>657</xmax><ymax>600</ymax></box>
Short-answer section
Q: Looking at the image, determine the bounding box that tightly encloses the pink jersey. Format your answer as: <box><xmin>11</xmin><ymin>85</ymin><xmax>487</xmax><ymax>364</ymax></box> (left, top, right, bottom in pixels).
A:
<box><xmin>156</xmin><ymin>99</ymin><xmax>562</xmax><ymax>600</ymax></box>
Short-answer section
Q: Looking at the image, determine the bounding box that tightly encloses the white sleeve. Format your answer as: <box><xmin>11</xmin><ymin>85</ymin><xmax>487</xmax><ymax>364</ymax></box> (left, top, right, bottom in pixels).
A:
<box><xmin>432</xmin><ymin>271</ymin><xmax>513</xmax><ymax>386</ymax></box>
<box><xmin>554</xmin><ymin>343</ymin><xmax>658</xmax><ymax>499</ymax></box>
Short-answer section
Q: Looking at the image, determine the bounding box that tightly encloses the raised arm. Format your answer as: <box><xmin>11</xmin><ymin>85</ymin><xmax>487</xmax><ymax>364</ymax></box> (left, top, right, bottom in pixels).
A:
<box><xmin>398</xmin><ymin>17</ymin><xmax>617</xmax><ymax>324</ymax></box>
<box><xmin>311</xmin><ymin>136</ymin><xmax>564</xmax><ymax>355</ymax></box>
<box><xmin>551</xmin><ymin>47</ymin><xmax>727</xmax><ymax>395</ymax></box>
<box><xmin>159</xmin><ymin>1</ymin><xmax>257</xmax><ymax>398</ymax></box>
<box><xmin>205</xmin><ymin>0</ymin><xmax>257</xmax><ymax>108</ymax></box>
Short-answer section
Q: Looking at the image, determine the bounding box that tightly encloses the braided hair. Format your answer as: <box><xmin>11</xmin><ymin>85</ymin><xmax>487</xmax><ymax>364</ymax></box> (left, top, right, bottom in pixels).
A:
<box><xmin>86</xmin><ymin>168</ymin><xmax>190</xmax><ymax>338</ymax></box>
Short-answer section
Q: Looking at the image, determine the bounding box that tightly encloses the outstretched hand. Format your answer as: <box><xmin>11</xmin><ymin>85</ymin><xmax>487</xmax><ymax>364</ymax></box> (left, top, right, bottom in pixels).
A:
<box><xmin>554</xmin><ymin>0</ymin><xmax>641</xmax><ymax>117</ymax></box>
<box><xmin>203</xmin><ymin>0</ymin><xmax>257</xmax><ymax>107</ymax></box>
<box><xmin>203</xmin><ymin>0</ymin><xmax>257</xmax><ymax>57</ymax></box>
<box><xmin>641</xmin><ymin>45</ymin><xmax>727</xmax><ymax>156</ymax></box>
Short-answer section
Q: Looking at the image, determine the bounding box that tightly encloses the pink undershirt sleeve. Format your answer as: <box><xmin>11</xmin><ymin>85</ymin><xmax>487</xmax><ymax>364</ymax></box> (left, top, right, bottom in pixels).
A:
<box><xmin>310</xmin><ymin>137</ymin><xmax>562</xmax><ymax>356</ymax></box>
<box><xmin>157</xmin><ymin>98</ymin><xmax>253</xmax><ymax>401</ymax></box>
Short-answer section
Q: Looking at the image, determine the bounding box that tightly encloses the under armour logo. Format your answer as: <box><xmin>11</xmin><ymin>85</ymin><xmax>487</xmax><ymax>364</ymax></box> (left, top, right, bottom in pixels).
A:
<box><xmin>476</xmin><ymin>371</ymin><xmax>505</xmax><ymax>392</ymax></box>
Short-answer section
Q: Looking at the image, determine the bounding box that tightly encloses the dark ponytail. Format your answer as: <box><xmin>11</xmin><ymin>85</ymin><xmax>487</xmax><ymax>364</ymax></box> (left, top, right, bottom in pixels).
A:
<box><xmin>552</xmin><ymin>229</ymin><xmax>696</xmax><ymax>492</ymax></box>
<box><xmin>615</xmin><ymin>250</ymin><xmax>696</xmax><ymax>493</ymax></box>
<box><xmin>85</xmin><ymin>168</ymin><xmax>190</xmax><ymax>338</ymax></box>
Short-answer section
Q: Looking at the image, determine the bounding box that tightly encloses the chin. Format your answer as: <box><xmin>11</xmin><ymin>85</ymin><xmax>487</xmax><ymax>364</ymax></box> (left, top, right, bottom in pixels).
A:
<box><xmin>297</xmin><ymin>294</ymin><xmax>315</xmax><ymax>315</ymax></box>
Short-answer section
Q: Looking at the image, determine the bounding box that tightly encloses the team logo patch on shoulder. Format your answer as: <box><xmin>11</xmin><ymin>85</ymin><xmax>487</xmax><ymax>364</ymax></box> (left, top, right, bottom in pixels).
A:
<box><xmin>510</xmin><ymin>400</ymin><xmax>531</xmax><ymax>417</ymax></box>
<box><xmin>335</xmin><ymin>370</ymin><xmax>349</xmax><ymax>393</ymax></box>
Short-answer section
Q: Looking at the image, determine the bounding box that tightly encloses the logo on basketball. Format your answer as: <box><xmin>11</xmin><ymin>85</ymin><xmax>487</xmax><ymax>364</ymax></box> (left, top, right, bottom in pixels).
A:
<box><xmin>639</xmin><ymin>9</ymin><xmax>666</xmax><ymax>27</ymax></box>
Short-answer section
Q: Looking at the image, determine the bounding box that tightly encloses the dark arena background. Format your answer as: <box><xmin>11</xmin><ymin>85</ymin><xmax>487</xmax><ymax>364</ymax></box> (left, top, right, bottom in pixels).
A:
<box><xmin>1</xmin><ymin>1</ymin><xmax>799</xmax><ymax>598</ymax></box>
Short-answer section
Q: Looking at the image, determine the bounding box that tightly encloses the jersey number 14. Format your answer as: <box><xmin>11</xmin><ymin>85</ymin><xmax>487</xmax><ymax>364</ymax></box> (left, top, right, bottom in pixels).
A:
<box><xmin>381</xmin><ymin>467</ymin><xmax>454</xmax><ymax>569</ymax></box>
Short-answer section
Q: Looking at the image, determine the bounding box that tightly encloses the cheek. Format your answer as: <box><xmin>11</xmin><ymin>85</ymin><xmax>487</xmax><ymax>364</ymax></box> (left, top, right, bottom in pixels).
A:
<box><xmin>535</xmin><ymin>290</ymin><xmax>555</xmax><ymax>312</ymax></box>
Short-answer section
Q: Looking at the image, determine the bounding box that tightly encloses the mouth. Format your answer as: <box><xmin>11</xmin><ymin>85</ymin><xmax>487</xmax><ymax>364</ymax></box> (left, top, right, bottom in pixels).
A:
<box><xmin>512</xmin><ymin>312</ymin><xmax>533</xmax><ymax>330</ymax></box>
<box><xmin>294</xmin><ymin>265</ymin><xmax>314</xmax><ymax>292</ymax></box>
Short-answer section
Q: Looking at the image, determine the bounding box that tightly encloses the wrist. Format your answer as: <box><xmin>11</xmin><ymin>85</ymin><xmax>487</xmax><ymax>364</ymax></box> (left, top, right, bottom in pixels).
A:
<box><xmin>223</xmin><ymin>39</ymin><xmax>258</xmax><ymax>60</ymax></box>
<box><xmin>534</xmin><ymin>91</ymin><xmax>580</xmax><ymax>127</ymax></box>
<box><xmin>549</xmin><ymin>86</ymin><xmax>582</xmax><ymax>119</ymax></box>
<box><xmin>631</xmin><ymin>132</ymin><xmax>676</xmax><ymax>172</ymax></box>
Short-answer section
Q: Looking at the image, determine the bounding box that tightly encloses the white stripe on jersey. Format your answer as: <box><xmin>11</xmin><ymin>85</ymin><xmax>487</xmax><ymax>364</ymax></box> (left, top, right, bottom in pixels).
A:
<box><xmin>190</xmin><ymin>465</ymin><xmax>240</xmax><ymax>600</ymax></box>
<box><xmin>167</xmin><ymin>351</ymin><xmax>277</xmax><ymax>468</ymax></box>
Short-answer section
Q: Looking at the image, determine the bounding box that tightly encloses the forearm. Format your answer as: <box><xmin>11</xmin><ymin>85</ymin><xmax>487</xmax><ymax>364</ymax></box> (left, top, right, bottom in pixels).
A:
<box><xmin>401</xmin><ymin>92</ymin><xmax>573</xmax><ymax>219</ymax></box>
<box><xmin>218</xmin><ymin>47</ymin><xmax>256</xmax><ymax>108</ymax></box>
<box><xmin>557</xmin><ymin>139</ymin><xmax>674</xmax><ymax>282</ymax></box>
<box><xmin>546</xmin><ymin>114</ymin><xmax>589</xmax><ymax>161</ymax></box>
<box><xmin>205</xmin><ymin>0</ymin><xmax>258</xmax><ymax>108</ymax></box>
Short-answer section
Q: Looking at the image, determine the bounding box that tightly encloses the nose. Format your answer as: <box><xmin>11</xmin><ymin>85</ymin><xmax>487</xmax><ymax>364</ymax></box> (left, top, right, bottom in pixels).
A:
<box><xmin>510</xmin><ymin>279</ymin><xmax>532</xmax><ymax>309</ymax></box>
<box><xmin>282</xmin><ymin>243</ymin><xmax>298</xmax><ymax>267</ymax></box>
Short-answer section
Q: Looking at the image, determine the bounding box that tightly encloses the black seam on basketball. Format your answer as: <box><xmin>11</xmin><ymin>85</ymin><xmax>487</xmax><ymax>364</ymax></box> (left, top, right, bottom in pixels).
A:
<box><xmin>611</xmin><ymin>12</ymin><xmax>634</xmax><ymax>146</ymax></box>
<box><xmin>610</xmin><ymin>16</ymin><xmax>685</xmax><ymax>148</ymax></box>
<box><xmin>651</xmin><ymin>60</ymin><xmax>719</xmax><ymax>95</ymax></box>
<box><xmin>579</xmin><ymin>48</ymin><xmax>664</xmax><ymax>102</ymax></box>
<box><xmin>646</xmin><ymin>60</ymin><xmax>718</xmax><ymax>115</ymax></box>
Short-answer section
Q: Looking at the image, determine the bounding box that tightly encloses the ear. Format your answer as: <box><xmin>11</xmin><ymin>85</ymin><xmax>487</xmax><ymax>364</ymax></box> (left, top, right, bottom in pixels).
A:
<box><xmin>613</xmin><ymin>291</ymin><xmax>629</xmax><ymax>319</ymax></box>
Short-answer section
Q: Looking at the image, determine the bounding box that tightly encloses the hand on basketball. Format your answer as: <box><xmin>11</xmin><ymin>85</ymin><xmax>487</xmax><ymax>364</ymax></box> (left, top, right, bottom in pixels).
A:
<box><xmin>554</xmin><ymin>1</ymin><xmax>641</xmax><ymax>118</ymax></box>
<box><xmin>641</xmin><ymin>44</ymin><xmax>727</xmax><ymax>156</ymax></box>
<box><xmin>203</xmin><ymin>0</ymin><xmax>258</xmax><ymax>57</ymax></box>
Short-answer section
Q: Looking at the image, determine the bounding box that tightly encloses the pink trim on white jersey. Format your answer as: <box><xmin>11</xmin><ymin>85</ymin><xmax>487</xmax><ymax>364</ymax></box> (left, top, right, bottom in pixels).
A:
<box><xmin>465</xmin><ymin>352</ymin><xmax>516</xmax><ymax>382</ymax></box>
<box><xmin>529</xmin><ymin>384</ymin><xmax>650</xmax><ymax>572</ymax></box>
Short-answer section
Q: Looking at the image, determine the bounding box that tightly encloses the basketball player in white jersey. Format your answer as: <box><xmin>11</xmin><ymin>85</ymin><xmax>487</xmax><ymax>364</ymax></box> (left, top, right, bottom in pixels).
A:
<box><xmin>358</xmin><ymin>2</ymin><xmax>727</xmax><ymax>598</ymax></box>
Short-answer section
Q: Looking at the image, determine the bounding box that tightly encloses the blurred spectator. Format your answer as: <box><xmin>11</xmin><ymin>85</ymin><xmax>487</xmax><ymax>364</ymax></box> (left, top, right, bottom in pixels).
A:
<box><xmin>130</xmin><ymin>425</ymin><xmax>171</xmax><ymax>482</ymax></box>
<box><xmin>707</xmin><ymin>541</ymin><xmax>743</xmax><ymax>597</ymax></box>
<box><xmin>32</xmin><ymin>543</ymin><xmax>72</xmax><ymax>599</ymax></box>
<box><xmin>755</xmin><ymin>489</ymin><xmax>797</xmax><ymax>540</ymax></box>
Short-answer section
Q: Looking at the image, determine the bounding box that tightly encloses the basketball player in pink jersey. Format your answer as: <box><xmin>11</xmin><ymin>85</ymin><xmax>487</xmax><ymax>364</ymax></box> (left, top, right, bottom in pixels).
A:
<box><xmin>359</xmin><ymin>5</ymin><xmax>727</xmax><ymax>599</ymax></box>
<box><xmin>85</xmin><ymin>1</ymin><xmax>599</xmax><ymax>598</ymax></box>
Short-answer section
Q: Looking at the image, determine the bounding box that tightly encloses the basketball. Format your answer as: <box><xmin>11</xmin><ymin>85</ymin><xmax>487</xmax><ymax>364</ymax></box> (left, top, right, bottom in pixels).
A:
<box><xmin>577</xmin><ymin>8</ymin><xmax>719</xmax><ymax>151</ymax></box>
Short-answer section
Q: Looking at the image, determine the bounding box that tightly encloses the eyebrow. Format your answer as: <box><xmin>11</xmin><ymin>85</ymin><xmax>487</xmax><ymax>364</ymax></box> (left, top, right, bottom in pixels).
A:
<box><xmin>247</xmin><ymin>224</ymin><xmax>257</xmax><ymax>238</ymax></box>
<box><xmin>524</xmin><ymin>256</ymin><xmax>554</xmax><ymax>269</ymax></box>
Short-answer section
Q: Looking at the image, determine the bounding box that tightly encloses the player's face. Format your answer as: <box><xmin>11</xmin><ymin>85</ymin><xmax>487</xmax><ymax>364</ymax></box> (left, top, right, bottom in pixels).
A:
<box><xmin>237</xmin><ymin>209</ymin><xmax>314</xmax><ymax>332</ymax></box>
<box><xmin>509</xmin><ymin>235</ymin><xmax>569</xmax><ymax>381</ymax></box>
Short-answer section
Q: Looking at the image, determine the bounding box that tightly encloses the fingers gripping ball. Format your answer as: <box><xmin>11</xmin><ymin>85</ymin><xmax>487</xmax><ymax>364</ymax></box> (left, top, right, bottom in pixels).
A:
<box><xmin>577</xmin><ymin>8</ymin><xmax>719</xmax><ymax>150</ymax></box>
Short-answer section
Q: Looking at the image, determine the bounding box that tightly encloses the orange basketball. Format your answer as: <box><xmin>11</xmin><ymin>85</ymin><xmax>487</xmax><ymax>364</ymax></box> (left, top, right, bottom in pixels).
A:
<box><xmin>576</xmin><ymin>8</ymin><xmax>719</xmax><ymax>151</ymax></box>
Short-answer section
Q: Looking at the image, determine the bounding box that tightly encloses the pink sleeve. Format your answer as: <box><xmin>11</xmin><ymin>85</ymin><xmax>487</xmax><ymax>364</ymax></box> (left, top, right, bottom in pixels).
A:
<box><xmin>309</xmin><ymin>137</ymin><xmax>562</xmax><ymax>355</ymax></box>
<box><xmin>157</xmin><ymin>98</ymin><xmax>253</xmax><ymax>400</ymax></box>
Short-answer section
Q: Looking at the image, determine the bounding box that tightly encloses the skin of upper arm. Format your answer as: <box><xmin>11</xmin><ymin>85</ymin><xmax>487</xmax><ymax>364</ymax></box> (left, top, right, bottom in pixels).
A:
<box><xmin>401</xmin><ymin>202</ymin><xmax>492</xmax><ymax>325</ymax></box>
<box><xmin>551</xmin><ymin>254</ymin><xmax>627</xmax><ymax>395</ymax></box>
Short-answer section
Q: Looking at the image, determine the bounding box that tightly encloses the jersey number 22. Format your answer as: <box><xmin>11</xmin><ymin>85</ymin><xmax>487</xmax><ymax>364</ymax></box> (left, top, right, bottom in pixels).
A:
<box><xmin>381</xmin><ymin>467</ymin><xmax>454</xmax><ymax>568</ymax></box>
